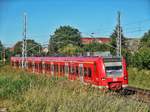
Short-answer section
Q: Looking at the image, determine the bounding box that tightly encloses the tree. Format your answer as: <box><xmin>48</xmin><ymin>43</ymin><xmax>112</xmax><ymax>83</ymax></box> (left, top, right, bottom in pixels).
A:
<box><xmin>133</xmin><ymin>48</ymin><xmax>150</xmax><ymax>69</ymax></box>
<box><xmin>83</xmin><ymin>41</ymin><xmax>110</xmax><ymax>52</ymax></box>
<box><xmin>0</xmin><ymin>41</ymin><xmax>3</xmax><ymax>60</ymax></box>
<box><xmin>13</xmin><ymin>39</ymin><xmax>42</xmax><ymax>56</ymax></box>
<box><xmin>48</xmin><ymin>25</ymin><xmax>82</xmax><ymax>54</ymax></box>
<box><xmin>132</xmin><ymin>30</ymin><xmax>150</xmax><ymax>69</ymax></box>
<box><xmin>110</xmin><ymin>25</ymin><xmax>126</xmax><ymax>55</ymax></box>
<box><xmin>140</xmin><ymin>30</ymin><xmax>150</xmax><ymax>48</ymax></box>
<box><xmin>59</xmin><ymin>44</ymin><xmax>83</xmax><ymax>56</ymax></box>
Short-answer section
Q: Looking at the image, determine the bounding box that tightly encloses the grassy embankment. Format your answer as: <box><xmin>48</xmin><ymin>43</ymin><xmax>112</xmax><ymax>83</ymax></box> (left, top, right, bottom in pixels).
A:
<box><xmin>128</xmin><ymin>68</ymin><xmax>150</xmax><ymax>90</ymax></box>
<box><xmin>0</xmin><ymin>66</ymin><xmax>149</xmax><ymax>112</ymax></box>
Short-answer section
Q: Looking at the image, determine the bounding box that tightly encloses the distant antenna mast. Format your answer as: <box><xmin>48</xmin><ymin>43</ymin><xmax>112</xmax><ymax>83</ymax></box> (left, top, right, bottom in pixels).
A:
<box><xmin>22</xmin><ymin>12</ymin><xmax>27</xmax><ymax>68</ymax></box>
<box><xmin>116</xmin><ymin>11</ymin><xmax>121</xmax><ymax>56</ymax></box>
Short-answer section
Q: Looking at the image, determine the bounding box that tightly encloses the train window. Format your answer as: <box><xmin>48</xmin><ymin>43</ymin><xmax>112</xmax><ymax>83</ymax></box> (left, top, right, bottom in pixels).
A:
<box><xmin>60</xmin><ymin>65</ymin><xmax>65</xmax><ymax>73</ymax></box>
<box><xmin>79</xmin><ymin>67</ymin><xmax>83</xmax><ymax>76</ymax></box>
<box><xmin>84</xmin><ymin>67</ymin><xmax>88</xmax><ymax>76</ymax></box>
<box><xmin>87</xmin><ymin>68</ymin><xmax>92</xmax><ymax>77</ymax></box>
<box><xmin>54</xmin><ymin>64</ymin><xmax>58</xmax><ymax>72</ymax></box>
<box><xmin>75</xmin><ymin>66</ymin><xmax>79</xmax><ymax>75</ymax></box>
<box><xmin>71</xmin><ymin>67</ymin><xmax>75</xmax><ymax>74</ymax></box>
<box><xmin>45</xmin><ymin>64</ymin><xmax>47</xmax><ymax>70</ymax></box>
<box><xmin>105</xmin><ymin>66</ymin><xmax>122</xmax><ymax>77</ymax></box>
<box><xmin>42</xmin><ymin>63</ymin><xmax>45</xmax><ymax>69</ymax></box>
<box><xmin>26</xmin><ymin>62</ymin><xmax>28</xmax><ymax>68</ymax></box>
<box><xmin>56</xmin><ymin>64</ymin><xmax>58</xmax><ymax>72</ymax></box>
<box><xmin>34</xmin><ymin>64</ymin><xmax>36</xmax><ymax>69</ymax></box>
<box><xmin>60</xmin><ymin>65</ymin><xmax>62</xmax><ymax>72</ymax></box>
<box><xmin>54</xmin><ymin>65</ymin><xmax>56</xmax><ymax>72</ymax></box>
<box><xmin>39</xmin><ymin>63</ymin><xmax>42</xmax><ymax>69</ymax></box>
<box><xmin>19</xmin><ymin>62</ymin><xmax>21</xmax><ymax>67</ymax></box>
<box><xmin>69</xmin><ymin>66</ymin><xmax>71</xmax><ymax>74</ymax></box>
<box><xmin>45</xmin><ymin>64</ymin><xmax>49</xmax><ymax>71</ymax></box>
<box><xmin>46</xmin><ymin>64</ymin><xmax>48</xmax><ymax>71</ymax></box>
<box><xmin>105</xmin><ymin>64</ymin><xmax>122</xmax><ymax>77</ymax></box>
<box><xmin>48</xmin><ymin>64</ymin><xmax>51</xmax><ymax>71</ymax></box>
<box><xmin>62</xmin><ymin>65</ymin><xmax>65</xmax><ymax>73</ymax></box>
<box><xmin>65</xmin><ymin>65</ymin><xmax>69</xmax><ymax>74</ymax></box>
<box><xmin>51</xmin><ymin>64</ymin><xmax>54</xmax><ymax>72</ymax></box>
<box><xmin>30</xmin><ymin>63</ymin><xmax>32</xmax><ymax>67</ymax></box>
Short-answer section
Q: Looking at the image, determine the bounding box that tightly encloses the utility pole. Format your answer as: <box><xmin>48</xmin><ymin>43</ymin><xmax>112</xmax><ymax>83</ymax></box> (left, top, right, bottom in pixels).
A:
<box><xmin>116</xmin><ymin>11</ymin><xmax>121</xmax><ymax>56</ymax></box>
<box><xmin>22</xmin><ymin>13</ymin><xmax>27</xmax><ymax>68</ymax></box>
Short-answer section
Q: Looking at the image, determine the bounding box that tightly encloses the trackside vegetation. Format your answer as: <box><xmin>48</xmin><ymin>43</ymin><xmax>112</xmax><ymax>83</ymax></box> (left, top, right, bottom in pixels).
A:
<box><xmin>0</xmin><ymin>66</ymin><xmax>150</xmax><ymax>112</ymax></box>
<box><xmin>128</xmin><ymin>68</ymin><xmax>150</xmax><ymax>90</ymax></box>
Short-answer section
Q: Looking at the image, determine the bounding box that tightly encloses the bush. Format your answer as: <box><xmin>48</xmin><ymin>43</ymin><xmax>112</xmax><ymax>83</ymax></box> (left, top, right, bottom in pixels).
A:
<box><xmin>128</xmin><ymin>68</ymin><xmax>150</xmax><ymax>89</ymax></box>
<box><xmin>133</xmin><ymin>48</ymin><xmax>150</xmax><ymax>69</ymax></box>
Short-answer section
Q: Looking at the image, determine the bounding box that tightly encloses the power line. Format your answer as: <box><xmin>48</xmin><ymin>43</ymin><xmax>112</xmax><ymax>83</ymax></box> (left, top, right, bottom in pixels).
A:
<box><xmin>81</xmin><ymin>18</ymin><xmax>150</xmax><ymax>38</ymax></box>
<box><xmin>123</xmin><ymin>19</ymin><xmax>150</xmax><ymax>27</ymax></box>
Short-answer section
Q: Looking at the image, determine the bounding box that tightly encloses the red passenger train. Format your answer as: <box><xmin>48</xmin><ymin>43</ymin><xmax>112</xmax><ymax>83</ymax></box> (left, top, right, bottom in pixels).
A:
<box><xmin>11</xmin><ymin>56</ymin><xmax>128</xmax><ymax>90</ymax></box>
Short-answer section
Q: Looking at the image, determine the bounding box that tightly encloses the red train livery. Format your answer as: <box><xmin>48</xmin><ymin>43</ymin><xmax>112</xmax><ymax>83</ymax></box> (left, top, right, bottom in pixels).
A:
<box><xmin>11</xmin><ymin>56</ymin><xmax>128</xmax><ymax>90</ymax></box>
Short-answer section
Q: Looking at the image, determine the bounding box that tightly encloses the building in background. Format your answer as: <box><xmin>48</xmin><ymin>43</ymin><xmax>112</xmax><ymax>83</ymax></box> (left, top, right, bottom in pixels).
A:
<box><xmin>81</xmin><ymin>37</ymin><xmax>111</xmax><ymax>44</ymax></box>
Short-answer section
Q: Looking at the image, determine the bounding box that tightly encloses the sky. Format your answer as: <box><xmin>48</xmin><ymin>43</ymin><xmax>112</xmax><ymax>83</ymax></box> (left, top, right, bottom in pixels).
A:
<box><xmin>0</xmin><ymin>0</ymin><xmax>150</xmax><ymax>47</ymax></box>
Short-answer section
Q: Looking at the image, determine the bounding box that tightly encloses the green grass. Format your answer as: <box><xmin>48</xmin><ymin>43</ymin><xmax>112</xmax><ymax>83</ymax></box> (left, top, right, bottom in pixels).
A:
<box><xmin>128</xmin><ymin>68</ymin><xmax>150</xmax><ymax>90</ymax></box>
<box><xmin>0</xmin><ymin>66</ymin><xmax>150</xmax><ymax>112</ymax></box>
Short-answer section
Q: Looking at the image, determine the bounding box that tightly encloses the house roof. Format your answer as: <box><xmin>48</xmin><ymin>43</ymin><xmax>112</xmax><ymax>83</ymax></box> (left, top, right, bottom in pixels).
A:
<box><xmin>81</xmin><ymin>37</ymin><xmax>111</xmax><ymax>43</ymax></box>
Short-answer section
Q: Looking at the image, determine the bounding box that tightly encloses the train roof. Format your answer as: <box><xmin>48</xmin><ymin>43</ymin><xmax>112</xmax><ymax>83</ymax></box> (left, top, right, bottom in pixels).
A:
<box><xmin>11</xmin><ymin>56</ymin><xmax>101</xmax><ymax>62</ymax></box>
<box><xmin>11</xmin><ymin>56</ymin><xmax>122</xmax><ymax>62</ymax></box>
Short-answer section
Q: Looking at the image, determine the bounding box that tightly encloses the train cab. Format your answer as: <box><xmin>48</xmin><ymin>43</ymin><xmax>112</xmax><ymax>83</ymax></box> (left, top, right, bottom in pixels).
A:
<box><xmin>101</xmin><ymin>57</ymin><xmax>128</xmax><ymax>90</ymax></box>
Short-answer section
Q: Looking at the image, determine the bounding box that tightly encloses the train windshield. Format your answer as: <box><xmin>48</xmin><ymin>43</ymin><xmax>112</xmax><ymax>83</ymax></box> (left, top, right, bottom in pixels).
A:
<box><xmin>104</xmin><ymin>57</ymin><xmax>122</xmax><ymax>77</ymax></box>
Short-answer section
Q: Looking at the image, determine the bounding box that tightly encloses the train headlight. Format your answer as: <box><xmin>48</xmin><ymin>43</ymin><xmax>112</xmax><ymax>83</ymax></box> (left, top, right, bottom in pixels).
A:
<box><xmin>102</xmin><ymin>77</ymin><xmax>106</xmax><ymax>81</ymax></box>
<box><xmin>124</xmin><ymin>76</ymin><xmax>127</xmax><ymax>80</ymax></box>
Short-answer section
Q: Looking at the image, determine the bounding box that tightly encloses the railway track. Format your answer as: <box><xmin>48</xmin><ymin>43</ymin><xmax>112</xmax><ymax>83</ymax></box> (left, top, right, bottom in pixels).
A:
<box><xmin>122</xmin><ymin>86</ymin><xmax>150</xmax><ymax>104</ymax></box>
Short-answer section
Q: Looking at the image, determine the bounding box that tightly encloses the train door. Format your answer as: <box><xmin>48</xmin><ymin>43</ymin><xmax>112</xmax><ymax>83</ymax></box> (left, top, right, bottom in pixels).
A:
<box><xmin>35</xmin><ymin>62</ymin><xmax>39</xmax><ymax>73</ymax></box>
<box><xmin>32</xmin><ymin>61</ymin><xmax>35</xmax><ymax>73</ymax></box>
<box><xmin>48</xmin><ymin>62</ymin><xmax>51</xmax><ymax>74</ymax></box>
<box><xmin>39</xmin><ymin>62</ymin><xmax>42</xmax><ymax>73</ymax></box>
<box><xmin>26</xmin><ymin>61</ymin><xmax>28</xmax><ymax>69</ymax></box>
<box><xmin>19</xmin><ymin>60</ymin><xmax>21</xmax><ymax>68</ymax></box>
<box><xmin>51</xmin><ymin>62</ymin><xmax>54</xmax><ymax>76</ymax></box>
<box><xmin>45</xmin><ymin>61</ymin><xmax>51</xmax><ymax>74</ymax></box>
<box><xmin>60</xmin><ymin>62</ymin><xmax>65</xmax><ymax>77</ymax></box>
<box><xmin>45</xmin><ymin>62</ymin><xmax>48</xmax><ymax>74</ymax></box>
<box><xmin>54</xmin><ymin>62</ymin><xmax>59</xmax><ymax>77</ymax></box>
<box><xmin>65</xmin><ymin>63</ymin><xmax>69</xmax><ymax>77</ymax></box>
<box><xmin>79</xmin><ymin>64</ymin><xmax>84</xmax><ymax>83</ymax></box>
<box><xmin>72</xmin><ymin>63</ymin><xmax>76</xmax><ymax>80</ymax></box>
<box><xmin>34</xmin><ymin>62</ymin><xmax>37</xmax><ymax>73</ymax></box>
<box><xmin>28</xmin><ymin>61</ymin><xmax>32</xmax><ymax>72</ymax></box>
<box><xmin>58</xmin><ymin>62</ymin><xmax>60</xmax><ymax>77</ymax></box>
<box><xmin>42</xmin><ymin>61</ymin><xmax>45</xmax><ymax>74</ymax></box>
<box><xmin>68</xmin><ymin>62</ymin><xmax>76</xmax><ymax>80</ymax></box>
<box><xmin>74</xmin><ymin>63</ymin><xmax>79</xmax><ymax>80</ymax></box>
<box><xmin>83</xmin><ymin>64</ymin><xmax>93</xmax><ymax>84</ymax></box>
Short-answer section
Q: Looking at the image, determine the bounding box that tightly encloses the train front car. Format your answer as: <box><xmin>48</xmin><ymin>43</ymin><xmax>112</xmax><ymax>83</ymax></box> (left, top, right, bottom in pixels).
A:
<box><xmin>102</xmin><ymin>57</ymin><xmax>128</xmax><ymax>91</ymax></box>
